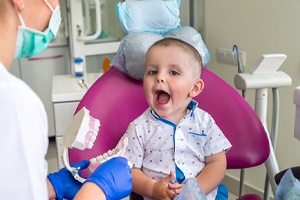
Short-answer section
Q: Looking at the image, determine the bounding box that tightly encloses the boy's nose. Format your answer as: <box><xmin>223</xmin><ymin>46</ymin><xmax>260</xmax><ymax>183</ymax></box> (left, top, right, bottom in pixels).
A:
<box><xmin>156</xmin><ymin>76</ymin><xmax>165</xmax><ymax>83</ymax></box>
<box><xmin>155</xmin><ymin>71</ymin><xmax>166</xmax><ymax>83</ymax></box>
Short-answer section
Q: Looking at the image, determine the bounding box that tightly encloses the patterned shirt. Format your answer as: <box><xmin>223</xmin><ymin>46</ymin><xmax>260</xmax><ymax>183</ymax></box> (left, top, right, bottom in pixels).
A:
<box><xmin>120</xmin><ymin>100</ymin><xmax>232</xmax><ymax>200</ymax></box>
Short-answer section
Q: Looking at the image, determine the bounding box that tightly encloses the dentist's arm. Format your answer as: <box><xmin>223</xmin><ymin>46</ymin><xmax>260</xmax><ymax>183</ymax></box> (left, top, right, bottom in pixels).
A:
<box><xmin>74</xmin><ymin>182</ymin><xmax>106</xmax><ymax>199</ymax></box>
<box><xmin>47</xmin><ymin>178</ymin><xmax>57</xmax><ymax>199</ymax></box>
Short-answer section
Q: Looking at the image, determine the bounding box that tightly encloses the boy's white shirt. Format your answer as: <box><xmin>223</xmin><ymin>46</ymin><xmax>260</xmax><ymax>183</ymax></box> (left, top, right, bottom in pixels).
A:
<box><xmin>117</xmin><ymin>102</ymin><xmax>232</xmax><ymax>200</ymax></box>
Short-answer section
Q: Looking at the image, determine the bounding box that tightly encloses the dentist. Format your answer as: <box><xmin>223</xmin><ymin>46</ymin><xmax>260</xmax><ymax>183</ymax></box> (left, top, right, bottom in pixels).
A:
<box><xmin>0</xmin><ymin>0</ymin><xmax>131</xmax><ymax>199</ymax></box>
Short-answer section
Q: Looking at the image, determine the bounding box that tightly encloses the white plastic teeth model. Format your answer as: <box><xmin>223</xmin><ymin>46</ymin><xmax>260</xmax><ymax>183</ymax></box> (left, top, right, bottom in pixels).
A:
<box><xmin>62</xmin><ymin>107</ymin><xmax>100</xmax><ymax>150</ymax></box>
<box><xmin>88</xmin><ymin>137</ymin><xmax>131</xmax><ymax>173</ymax></box>
<box><xmin>88</xmin><ymin>148</ymin><xmax>122</xmax><ymax>173</ymax></box>
<box><xmin>61</xmin><ymin>107</ymin><xmax>101</xmax><ymax>183</ymax></box>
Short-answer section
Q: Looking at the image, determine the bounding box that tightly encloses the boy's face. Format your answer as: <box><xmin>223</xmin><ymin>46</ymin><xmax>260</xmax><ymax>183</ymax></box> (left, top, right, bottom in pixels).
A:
<box><xmin>143</xmin><ymin>45</ymin><xmax>204</xmax><ymax>123</ymax></box>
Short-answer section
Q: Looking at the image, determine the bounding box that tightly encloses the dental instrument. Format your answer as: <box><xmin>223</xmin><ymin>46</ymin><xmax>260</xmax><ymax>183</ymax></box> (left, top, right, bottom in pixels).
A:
<box><xmin>78</xmin><ymin>79</ymin><xmax>88</xmax><ymax>89</ymax></box>
<box><xmin>232</xmin><ymin>44</ymin><xmax>244</xmax><ymax>74</ymax></box>
<box><xmin>232</xmin><ymin>44</ymin><xmax>246</xmax><ymax>197</ymax></box>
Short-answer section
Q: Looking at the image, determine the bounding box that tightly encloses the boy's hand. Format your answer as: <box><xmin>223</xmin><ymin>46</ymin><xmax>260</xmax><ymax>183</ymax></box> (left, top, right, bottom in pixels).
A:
<box><xmin>168</xmin><ymin>181</ymin><xmax>184</xmax><ymax>195</ymax></box>
<box><xmin>152</xmin><ymin>171</ymin><xmax>179</xmax><ymax>200</ymax></box>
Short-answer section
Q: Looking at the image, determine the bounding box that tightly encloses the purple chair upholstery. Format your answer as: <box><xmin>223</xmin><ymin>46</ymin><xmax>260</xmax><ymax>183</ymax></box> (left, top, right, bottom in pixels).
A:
<box><xmin>68</xmin><ymin>67</ymin><xmax>270</xmax><ymax>199</ymax></box>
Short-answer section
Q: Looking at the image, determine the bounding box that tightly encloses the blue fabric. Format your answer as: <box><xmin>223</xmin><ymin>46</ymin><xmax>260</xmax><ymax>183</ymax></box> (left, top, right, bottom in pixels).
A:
<box><xmin>111</xmin><ymin>26</ymin><xmax>211</xmax><ymax>81</ymax></box>
<box><xmin>275</xmin><ymin>168</ymin><xmax>300</xmax><ymax>200</ymax></box>
<box><xmin>112</xmin><ymin>0</ymin><xmax>211</xmax><ymax>81</ymax></box>
<box><xmin>116</xmin><ymin>0</ymin><xmax>180</xmax><ymax>35</ymax></box>
<box><xmin>215</xmin><ymin>184</ymin><xmax>228</xmax><ymax>200</ymax></box>
<box><xmin>174</xmin><ymin>178</ymin><xmax>206</xmax><ymax>200</ymax></box>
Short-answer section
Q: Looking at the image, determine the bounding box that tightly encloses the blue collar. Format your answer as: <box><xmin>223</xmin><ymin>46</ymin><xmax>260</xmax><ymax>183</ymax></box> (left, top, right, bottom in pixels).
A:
<box><xmin>150</xmin><ymin>100</ymin><xmax>198</xmax><ymax>120</ymax></box>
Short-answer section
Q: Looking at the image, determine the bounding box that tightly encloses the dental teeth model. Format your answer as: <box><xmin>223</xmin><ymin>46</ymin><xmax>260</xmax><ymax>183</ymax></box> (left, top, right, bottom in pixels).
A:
<box><xmin>62</xmin><ymin>107</ymin><xmax>100</xmax><ymax>150</ymax></box>
<box><xmin>88</xmin><ymin>137</ymin><xmax>130</xmax><ymax>173</ymax></box>
<box><xmin>61</xmin><ymin>107</ymin><xmax>100</xmax><ymax>183</ymax></box>
<box><xmin>61</xmin><ymin>107</ymin><xmax>131</xmax><ymax>183</ymax></box>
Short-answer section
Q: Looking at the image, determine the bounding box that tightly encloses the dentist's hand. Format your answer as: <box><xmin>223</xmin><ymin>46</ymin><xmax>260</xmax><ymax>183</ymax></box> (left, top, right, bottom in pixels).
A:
<box><xmin>84</xmin><ymin>157</ymin><xmax>132</xmax><ymax>200</ymax></box>
<box><xmin>47</xmin><ymin>160</ymin><xmax>90</xmax><ymax>200</ymax></box>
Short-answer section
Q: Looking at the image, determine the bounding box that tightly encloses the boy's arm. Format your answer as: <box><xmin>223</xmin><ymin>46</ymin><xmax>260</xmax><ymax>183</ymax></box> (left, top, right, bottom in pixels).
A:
<box><xmin>196</xmin><ymin>151</ymin><xmax>227</xmax><ymax>195</ymax></box>
<box><xmin>132</xmin><ymin>168</ymin><xmax>156</xmax><ymax>198</ymax></box>
<box><xmin>132</xmin><ymin>168</ymin><xmax>178</xmax><ymax>199</ymax></box>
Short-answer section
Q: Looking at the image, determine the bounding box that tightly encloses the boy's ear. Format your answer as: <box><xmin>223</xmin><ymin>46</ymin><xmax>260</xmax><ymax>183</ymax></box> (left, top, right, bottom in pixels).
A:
<box><xmin>189</xmin><ymin>78</ymin><xmax>204</xmax><ymax>97</ymax></box>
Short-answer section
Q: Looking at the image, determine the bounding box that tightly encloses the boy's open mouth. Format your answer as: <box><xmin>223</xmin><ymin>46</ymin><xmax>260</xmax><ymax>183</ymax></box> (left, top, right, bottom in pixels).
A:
<box><xmin>156</xmin><ymin>90</ymin><xmax>170</xmax><ymax>104</ymax></box>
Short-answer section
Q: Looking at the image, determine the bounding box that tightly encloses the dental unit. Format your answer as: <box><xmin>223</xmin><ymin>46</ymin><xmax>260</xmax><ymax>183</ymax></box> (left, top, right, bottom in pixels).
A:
<box><xmin>61</xmin><ymin>107</ymin><xmax>130</xmax><ymax>183</ymax></box>
<box><xmin>234</xmin><ymin>54</ymin><xmax>292</xmax><ymax>199</ymax></box>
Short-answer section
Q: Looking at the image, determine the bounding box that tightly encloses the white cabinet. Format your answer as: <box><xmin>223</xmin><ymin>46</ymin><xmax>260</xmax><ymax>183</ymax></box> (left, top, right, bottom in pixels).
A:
<box><xmin>54</xmin><ymin>102</ymin><xmax>79</xmax><ymax>169</ymax></box>
<box><xmin>54</xmin><ymin>102</ymin><xmax>79</xmax><ymax>137</ymax></box>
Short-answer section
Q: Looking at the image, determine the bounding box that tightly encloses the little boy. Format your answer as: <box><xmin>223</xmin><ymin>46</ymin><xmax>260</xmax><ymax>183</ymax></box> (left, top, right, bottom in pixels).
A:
<box><xmin>118</xmin><ymin>37</ymin><xmax>232</xmax><ymax>200</ymax></box>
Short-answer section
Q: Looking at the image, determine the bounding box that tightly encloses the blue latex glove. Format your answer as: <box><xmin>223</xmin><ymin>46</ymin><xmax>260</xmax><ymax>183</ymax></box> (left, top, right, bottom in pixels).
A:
<box><xmin>47</xmin><ymin>160</ymin><xmax>90</xmax><ymax>200</ymax></box>
<box><xmin>84</xmin><ymin>157</ymin><xmax>132</xmax><ymax>200</ymax></box>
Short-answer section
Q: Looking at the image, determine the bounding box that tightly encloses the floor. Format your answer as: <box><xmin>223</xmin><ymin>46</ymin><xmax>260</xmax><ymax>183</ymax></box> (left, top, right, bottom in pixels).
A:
<box><xmin>46</xmin><ymin>137</ymin><xmax>59</xmax><ymax>173</ymax></box>
<box><xmin>46</xmin><ymin>137</ymin><xmax>239</xmax><ymax>200</ymax></box>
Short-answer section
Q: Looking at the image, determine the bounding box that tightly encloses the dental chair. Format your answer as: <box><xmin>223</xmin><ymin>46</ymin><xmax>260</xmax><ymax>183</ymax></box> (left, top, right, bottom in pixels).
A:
<box><xmin>68</xmin><ymin>67</ymin><xmax>270</xmax><ymax>200</ymax></box>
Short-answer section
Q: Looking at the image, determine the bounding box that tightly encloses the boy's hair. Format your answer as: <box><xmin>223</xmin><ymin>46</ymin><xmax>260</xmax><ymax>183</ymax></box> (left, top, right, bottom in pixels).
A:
<box><xmin>147</xmin><ymin>37</ymin><xmax>203</xmax><ymax>76</ymax></box>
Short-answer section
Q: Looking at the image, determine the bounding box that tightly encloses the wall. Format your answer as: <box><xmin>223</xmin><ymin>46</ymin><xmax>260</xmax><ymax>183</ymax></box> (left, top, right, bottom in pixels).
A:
<box><xmin>204</xmin><ymin>0</ymin><xmax>300</xmax><ymax>196</ymax></box>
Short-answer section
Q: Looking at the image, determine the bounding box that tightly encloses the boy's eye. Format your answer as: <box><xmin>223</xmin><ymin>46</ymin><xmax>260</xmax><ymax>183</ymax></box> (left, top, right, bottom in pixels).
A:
<box><xmin>148</xmin><ymin>70</ymin><xmax>157</xmax><ymax>75</ymax></box>
<box><xmin>170</xmin><ymin>71</ymin><xmax>179</xmax><ymax>75</ymax></box>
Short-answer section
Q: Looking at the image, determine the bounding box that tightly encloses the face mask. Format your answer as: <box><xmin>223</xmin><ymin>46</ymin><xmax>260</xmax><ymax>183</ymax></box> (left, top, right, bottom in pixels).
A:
<box><xmin>14</xmin><ymin>2</ymin><xmax>62</xmax><ymax>59</ymax></box>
